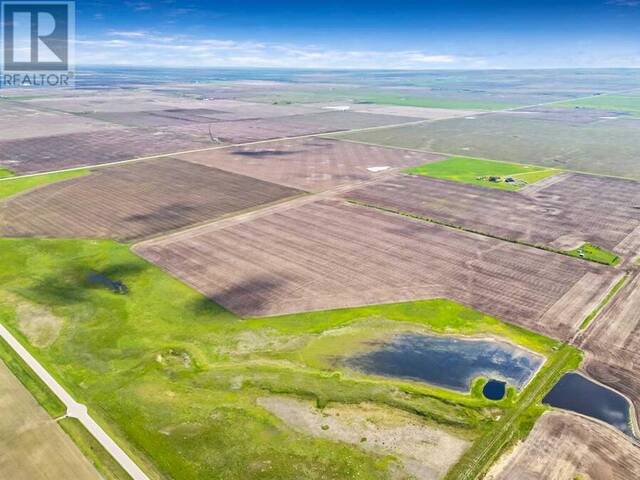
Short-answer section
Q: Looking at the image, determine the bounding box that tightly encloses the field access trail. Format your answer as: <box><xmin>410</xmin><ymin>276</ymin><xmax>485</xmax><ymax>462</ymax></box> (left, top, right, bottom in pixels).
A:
<box><xmin>0</xmin><ymin>323</ymin><xmax>150</xmax><ymax>480</ymax></box>
<box><xmin>445</xmin><ymin>345</ymin><xmax>578</xmax><ymax>480</ymax></box>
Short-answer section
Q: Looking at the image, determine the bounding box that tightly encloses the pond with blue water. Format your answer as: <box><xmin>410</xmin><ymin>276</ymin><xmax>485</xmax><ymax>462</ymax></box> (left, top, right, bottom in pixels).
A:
<box><xmin>543</xmin><ymin>372</ymin><xmax>636</xmax><ymax>437</ymax></box>
<box><xmin>343</xmin><ymin>333</ymin><xmax>544</xmax><ymax>396</ymax></box>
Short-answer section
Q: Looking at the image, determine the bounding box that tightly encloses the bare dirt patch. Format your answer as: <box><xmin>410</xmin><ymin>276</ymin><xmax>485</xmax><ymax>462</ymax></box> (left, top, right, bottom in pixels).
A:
<box><xmin>345</xmin><ymin>172</ymin><xmax>640</xmax><ymax>255</ymax></box>
<box><xmin>136</xmin><ymin>199</ymin><xmax>615</xmax><ymax>340</ymax></box>
<box><xmin>486</xmin><ymin>411</ymin><xmax>640</xmax><ymax>480</ymax></box>
<box><xmin>0</xmin><ymin>158</ymin><xmax>302</xmax><ymax>241</ymax></box>
<box><xmin>178</xmin><ymin>138</ymin><xmax>445</xmax><ymax>191</ymax></box>
<box><xmin>257</xmin><ymin>396</ymin><xmax>469</xmax><ymax>480</ymax></box>
<box><xmin>2</xmin><ymin>293</ymin><xmax>63</xmax><ymax>348</ymax></box>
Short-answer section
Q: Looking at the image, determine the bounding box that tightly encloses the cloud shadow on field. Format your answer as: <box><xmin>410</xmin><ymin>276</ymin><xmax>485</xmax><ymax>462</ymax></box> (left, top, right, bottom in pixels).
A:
<box><xmin>211</xmin><ymin>275</ymin><xmax>288</xmax><ymax>317</ymax></box>
<box><xmin>231</xmin><ymin>149</ymin><xmax>303</xmax><ymax>158</ymax></box>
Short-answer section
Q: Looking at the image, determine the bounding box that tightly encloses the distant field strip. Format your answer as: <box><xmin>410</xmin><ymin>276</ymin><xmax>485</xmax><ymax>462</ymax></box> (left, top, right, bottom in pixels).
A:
<box><xmin>556</xmin><ymin>92</ymin><xmax>640</xmax><ymax>117</ymax></box>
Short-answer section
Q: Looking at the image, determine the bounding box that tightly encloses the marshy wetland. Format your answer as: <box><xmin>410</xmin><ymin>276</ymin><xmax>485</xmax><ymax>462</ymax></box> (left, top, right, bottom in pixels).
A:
<box><xmin>0</xmin><ymin>237</ymin><xmax>575</xmax><ymax>480</ymax></box>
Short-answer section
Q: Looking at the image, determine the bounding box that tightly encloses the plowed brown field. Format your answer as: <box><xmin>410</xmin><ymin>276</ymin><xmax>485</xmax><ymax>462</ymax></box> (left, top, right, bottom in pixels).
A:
<box><xmin>0</xmin><ymin>159</ymin><xmax>302</xmax><ymax>241</ymax></box>
<box><xmin>578</xmin><ymin>271</ymin><xmax>640</xmax><ymax>426</ymax></box>
<box><xmin>178</xmin><ymin>138</ymin><xmax>444</xmax><ymax>191</ymax></box>
<box><xmin>345</xmin><ymin>172</ymin><xmax>640</xmax><ymax>254</ymax></box>
<box><xmin>487</xmin><ymin>411</ymin><xmax>640</xmax><ymax>480</ymax></box>
<box><xmin>135</xmin><ymin>199</ymin><xmax>616</xmax><ymax>339</ymax></box>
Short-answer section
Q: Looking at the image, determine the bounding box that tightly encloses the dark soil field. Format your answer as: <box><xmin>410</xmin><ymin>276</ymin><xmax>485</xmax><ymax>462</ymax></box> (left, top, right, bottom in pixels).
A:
<box><xmin>176</xmin><ymin>111</ymin><xmax>418</xmax><ymax>145</ymax></box>
<box><xmin>509</xmin><ymin>106</ymin><xmax>630</xmax><ymax>124</ymax></box>
<box><xmin>332</xmin><ymin>113</ymin><xmax>640</xmax><ymax>179</ymax></box>
<box><xmin>0</xmin><ymin>127</ymin><xmax>217</xmax><ymax>174</ymax></box>
<box><xmin>179</xmin><ymin>138</ymin><xmax>445</xmax><ymax>191</ymax></box>
<box><xmin>135</xmin><ymin>198</ymin><xmax>616</xmax><ymax>340</ymax></box>
<box><xmin>487</xmin><ymin>411</ymin><xmax>640</xmax><ymax>480</ymax></box>
<box><xmin>345</xmin><ymin>172</ymin><xmax>640</xmax><ymax>254</ymax></box>
<box><xmin>0</xmin><ymin>108</ymin><xmax>420</xmax><ymax>174</ymax></box>
<box><xmin>83</xmin><ymin>102</ymin><xmax>326</xmax><ymax>128</ymax></box>
<box><xmin>578</xmin><ymin>271</ymin><xmax>640</xmax><ymax>426</ymax></box>
<box><xmin>0</xmin><ymin>159</ymin><xmax>302</xmax><ymax>241</ymax></box>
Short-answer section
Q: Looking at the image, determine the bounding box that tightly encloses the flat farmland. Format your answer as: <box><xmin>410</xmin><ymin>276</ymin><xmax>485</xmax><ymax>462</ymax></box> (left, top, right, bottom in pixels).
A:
<box><xmin>0</xmin><ymin>361</ymin><xmax>100</xmax><ymax>480</ymax></box>
<box><xmin>579</xmin><ymin>272</ymin><xmax>640</xmax><ymax>425</ymax></box>
<box><xmin>190</xmin><ymin>110</ymin><xmax>418</xmax><ymax>144</ymax></box>
<box><xmin>0</xmin><ymin>127</ymin><xmax>217</xmax><ymax>174</ymax></box>
<box><xmin>178</xmin><ymin>138</ymin><xmax>445</xmax><ymax>191</ymax></box>
<box><xmin>331</xmin><ymin>113</ymin><xmax>640</xmax><ymax>179</ymax></box>
<box><xmin>0</xmin><ymin>158</ymin><xmax>302</xmax><ymax>241</ymax></box>
<box><xmin>21</xmin><ymin>90</ymin><xmax>216</xmax><ymax>113</ymax></box>
<box><xmin>84</xmin><ymin>101</ymin><xmax>325</xmax><ymax>128</ymax></box>
<box><xmin>342</xmin><ymin>104</ymin><xmax>483</xmax><ymax>119</ymax></box>
<box><xmin>486</xmin><ymin>411</ymin><xmax>640</xmax><ymax>480</ymax></box>
<box><xmin>346</xmin><ymin>172</ymin><xmax>640</xmax><ymax>254</ymax></box>
<box><xmin>0</xmin><ymin>101</ymin><xmax>119</xmax><ymax>141</ymax></box>
<box><xmin>135</xmin><ymin>199</ymin><xmax>616</xmax><ymax>340</ymax></box>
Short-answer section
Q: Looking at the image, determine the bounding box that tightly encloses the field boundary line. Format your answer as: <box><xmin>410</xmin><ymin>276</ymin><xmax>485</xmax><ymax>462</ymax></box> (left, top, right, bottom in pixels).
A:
<box><xmin>573</xmin><ymin>272</ymin><xmax>630</xmax><ymax>336</ymax></box>
<box><xmin>345</xmin><ymin>198</ymin><xmax>619</xmax><ymax>267</ymax></box>
<box><xmin>3</xmin><ymin>86</ymin><xmax>639</xmax><ymax>182</ymax></box>
<box><xmin>0</xmin><ymin>323</ymin><xmax>150</xmax><ymax>480</ymax></box>
<box><xmin>330</xmin><ymin>136</ymin><xmax>640</xmax><ymax>184</ymax></box>
<box><xmin>0</xmin><ymin>118</ymin><xmax>433</xmax><ymax>182</ymax></box>
<box><xmin>447</xmin><ymin>346</ymin><xmax>576</xmax><ymax>480</ymax></box>
<box><xmin>133</xmin><ymin>169</ymin><xmax>400</xmax><ymax>249</ymax></box>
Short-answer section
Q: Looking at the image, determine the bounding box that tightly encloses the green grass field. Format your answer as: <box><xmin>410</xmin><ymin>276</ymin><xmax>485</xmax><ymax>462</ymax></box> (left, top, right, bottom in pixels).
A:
<box><xmin>0</xmin><ymin>238</ymin><xmax>576</xmax><ymax>479</ymax></box>
<box><xmin>0</xmin><ymin>169</ymin><xmax>89</xmax><ymax>200</ymax></box>
<box><xmin>556</xmin><ymin>93</ymin><xmax>640</xmax><ymax>118</ymax></box>
<box><xmin>405</xmin><ymin>156</ymin><xmax>560</xmax><ymax>191</ymax></box>
<box><xmin>59</xmin><ymin>418</ymin><xmax>133</xmax><ymax>480</ymax></box>
<box><xmin>567</xmin><ymin>243</ymin><xmax>619</xmax><ymax>266</ymax></box>
<box><xmin>0</xmin><ymin>168</ymin><xmax>14</xmax><ymax>179</ymax></box>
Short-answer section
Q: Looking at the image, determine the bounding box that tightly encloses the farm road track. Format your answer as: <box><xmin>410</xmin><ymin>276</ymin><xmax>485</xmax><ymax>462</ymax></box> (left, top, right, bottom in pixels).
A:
<box><xmin>0</xmin><ymin>323</ymin><xmax>150</xmax><ymax>480</ymax></box>
<box><xmin>446</xmin><ymin>346</ymin><xmax>577</xmax><ymax>480</ymax></box>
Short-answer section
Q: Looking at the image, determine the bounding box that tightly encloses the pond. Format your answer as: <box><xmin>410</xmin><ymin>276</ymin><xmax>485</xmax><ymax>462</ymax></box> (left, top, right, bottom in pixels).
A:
<box><xmin>543</xmin><ymin>372</ymin><xmax>635</xmax><ymax>437</ymax></box>
<box><xmin>342</xmin><ymin>333</ymin><xmax>543</xmax><ymax>393</ymax></box>
<box><xmin>87</xmin><ymin>272</ymin><xmax>128</xmax><ymax>294</ymax></box>
<box><xmin>483</xmin><ymin>379</ymin><xmax>507</xmax><ymax>400</ymax></box>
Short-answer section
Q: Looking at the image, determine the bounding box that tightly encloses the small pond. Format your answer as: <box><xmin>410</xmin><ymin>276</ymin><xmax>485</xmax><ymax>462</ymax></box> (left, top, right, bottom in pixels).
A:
<box><xmin>543</xmin><ymin>372</ymin><xmax>635</xmax><ymax>437</ymax></box>
<box><xmin>342</xmin><ymin>333</ymin><xmax>543</xmax><ymax>393</ymax></box>
<box><xmin>87</xmin><ymin>273</ymin><xmax>129</xmax><ymax>294</ymax></box>
<box><xmin>483</xmin><ymin>379</ymin><xmax>506</xmax><ymax>400</ymax></box>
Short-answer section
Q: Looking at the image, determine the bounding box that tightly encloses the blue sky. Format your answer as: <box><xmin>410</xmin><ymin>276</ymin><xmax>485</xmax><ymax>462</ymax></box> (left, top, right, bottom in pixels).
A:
<box><xmin>74</xmin><ymin>0</ymin><xmax>640</xmax><ymax>68</ymax></box>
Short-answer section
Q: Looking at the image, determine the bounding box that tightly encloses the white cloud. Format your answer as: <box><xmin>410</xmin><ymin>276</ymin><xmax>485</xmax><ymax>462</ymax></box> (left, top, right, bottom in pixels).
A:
<box><xmin>75</xmin><ymin>34</ymin><xmax>470</xmax><ymax>69</ymax></box>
